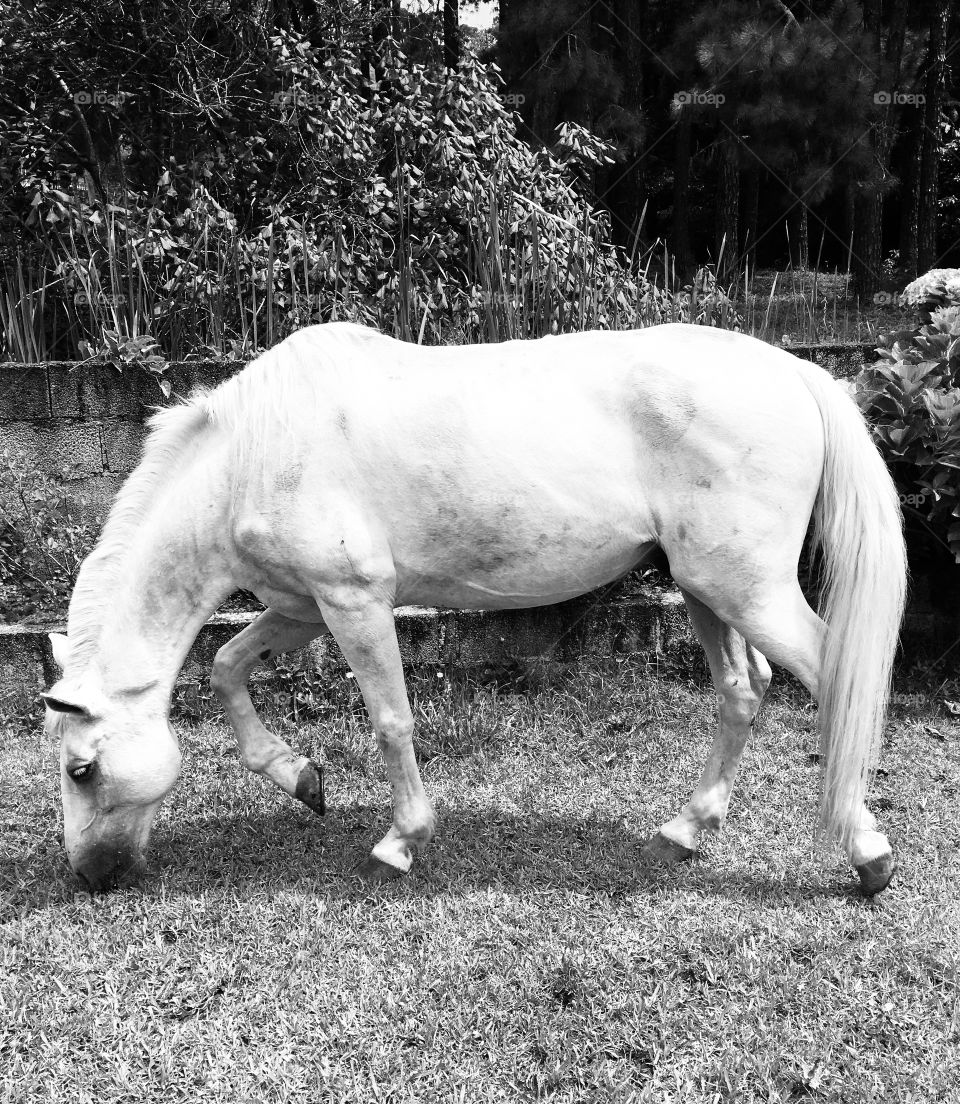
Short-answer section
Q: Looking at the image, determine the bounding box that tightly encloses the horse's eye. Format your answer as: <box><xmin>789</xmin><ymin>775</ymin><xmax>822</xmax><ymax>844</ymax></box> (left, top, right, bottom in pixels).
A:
<box><xmin>68</xmin><ymin>763</ymin><xmax>95</xmax><ymax>783</ymax></box>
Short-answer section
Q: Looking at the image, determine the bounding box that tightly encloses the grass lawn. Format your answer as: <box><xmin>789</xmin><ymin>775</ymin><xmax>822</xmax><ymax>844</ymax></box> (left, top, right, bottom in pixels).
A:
<box><xmin>1</xmin><ymin>659</ymin><xmax>958</xmax><ymax>1103</ymax></box>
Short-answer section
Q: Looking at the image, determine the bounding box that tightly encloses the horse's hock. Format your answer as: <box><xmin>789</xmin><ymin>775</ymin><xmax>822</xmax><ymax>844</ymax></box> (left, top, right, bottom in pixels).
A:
<box><xmin>0</xmin><ymin>340</ymin><xmax>947</xmax><ymax>704</ymax></box>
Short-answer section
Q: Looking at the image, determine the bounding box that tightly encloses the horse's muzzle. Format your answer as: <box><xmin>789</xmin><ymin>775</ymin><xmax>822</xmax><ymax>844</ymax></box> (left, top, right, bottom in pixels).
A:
<box><xmin>72</xmin><ymin>844</ymin><xmax>147</xmax><ymax>893</ymax></box>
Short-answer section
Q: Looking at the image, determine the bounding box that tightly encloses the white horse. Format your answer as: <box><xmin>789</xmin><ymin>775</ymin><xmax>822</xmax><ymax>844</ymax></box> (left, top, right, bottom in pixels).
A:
<box><xmin>42</xmin><ymin>322</ymin><xmax>906</xmax><ymax>895</ymax></box>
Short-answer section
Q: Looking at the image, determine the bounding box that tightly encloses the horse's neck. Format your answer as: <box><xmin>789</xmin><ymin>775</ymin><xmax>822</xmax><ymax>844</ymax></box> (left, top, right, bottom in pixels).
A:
<box><xmin>71</xmin><ymin>461</ymin><xmax>236</xmax><ymax>699</ymax></box>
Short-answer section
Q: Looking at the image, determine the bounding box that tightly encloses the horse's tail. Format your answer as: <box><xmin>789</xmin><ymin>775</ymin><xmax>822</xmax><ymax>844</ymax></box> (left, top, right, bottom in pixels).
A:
<box><xmin>797</xmin><ymin>364</ymin><xmax>907</xmax><ymax>852</ymax></box>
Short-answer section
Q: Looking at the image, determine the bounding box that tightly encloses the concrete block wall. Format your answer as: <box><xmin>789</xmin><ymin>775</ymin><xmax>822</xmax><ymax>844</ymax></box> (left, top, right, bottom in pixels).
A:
<box><xmin>4</xmin><ymin>589</ymin><xmax>695</xmax><ymax>706</ymax></box>
<box><xmin>0</xmin><ymin>359</ymin><xmax>236</xmax><ymax>516</ymax></box>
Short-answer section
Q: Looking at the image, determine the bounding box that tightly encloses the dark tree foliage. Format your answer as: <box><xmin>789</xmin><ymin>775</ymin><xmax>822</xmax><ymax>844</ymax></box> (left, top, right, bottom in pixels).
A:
<box><xmin>3</xmin><ymin>0</ymin><xmax>960</xmax><ymax>325</ymax></box>
<box><xmin>495</xmin><ymin>0</ymin><xmax>959</xmax><ymax>288</ymax></box>
<box><xmin>493</xmin><ymin>0</ymin><xmax>645</xmax><ymax>246</ymax></box>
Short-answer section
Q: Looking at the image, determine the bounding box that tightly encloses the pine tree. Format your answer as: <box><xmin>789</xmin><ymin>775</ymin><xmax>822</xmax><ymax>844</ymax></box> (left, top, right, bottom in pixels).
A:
<box><xmin>674</xmin><ymin>1</ymin><xmax>884</xmax><ymax>281</ymax></box>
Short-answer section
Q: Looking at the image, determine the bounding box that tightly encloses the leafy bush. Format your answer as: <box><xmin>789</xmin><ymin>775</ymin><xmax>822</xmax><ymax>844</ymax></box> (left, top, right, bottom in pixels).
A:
<box><xmin>854</xmin><ymin>305</ymin><xmax>960</xmax><ymax>562</ymax></box>
<box><xmin>2</xmin><ymin>22</ymin><xmax>742</xmax><ymax>360</ymax></box>
<box><xmin>0</xmin><ymin>452</ymin><xmax>98</xmax><ymax>620</ymax></box>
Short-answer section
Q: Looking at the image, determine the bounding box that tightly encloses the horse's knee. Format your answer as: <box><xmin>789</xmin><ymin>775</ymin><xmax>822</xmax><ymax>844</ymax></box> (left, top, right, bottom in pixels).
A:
<box><xmin>211</xmin><ymin>636</ymin><xmax>265</xmax><ymax>703</ymax></box>
<box><xmin>209</xmin><ymin>643</ymin><xmax>239</xmax><ymax>700</ymax></box>
<box><xmin>375</xmin><ymin>710</ymin><xmax>415</xmax><ymax>752</ymax></box>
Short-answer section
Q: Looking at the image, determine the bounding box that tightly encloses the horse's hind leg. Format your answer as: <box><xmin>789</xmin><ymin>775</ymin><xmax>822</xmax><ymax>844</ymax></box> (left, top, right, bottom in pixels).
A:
<box><xmin>210</xmin><ymin>609</ymin><xmax>329</xmax><ymax>814</ymax></box>
<box><xmin>646</xmin><ymin>590</ymin><xmax>771</xmax><ymax>863</ymax></box>
<box><xmin>315</xmin><ymin>596</ymin><xmax>435</xmax><ymax>879</ymax></box>
<box><xmin>695</xmin><ymin>579</ymin><xmax>895</xmax><ymax>894</ymax></box>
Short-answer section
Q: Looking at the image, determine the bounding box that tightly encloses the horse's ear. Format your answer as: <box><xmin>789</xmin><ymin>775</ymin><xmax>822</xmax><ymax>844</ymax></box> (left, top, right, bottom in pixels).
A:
<box><xmin>48</xmin><ymin>632</ymin><xmax>72</xmax><ymax>673</ymax></box>
<box><xmin>40</xmin><ymin>688</ymin><xmax>93</xmax><ymax>718</ymax></box>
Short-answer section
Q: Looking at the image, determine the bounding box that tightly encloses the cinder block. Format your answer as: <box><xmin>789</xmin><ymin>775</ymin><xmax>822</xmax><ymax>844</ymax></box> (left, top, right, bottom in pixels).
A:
<box><xmin>69</xmin><ymin>361</ymin><xmax>241</xmax><ymax>420</ymax></box>
<box><xmin>0</xmin><ymin>420</ymin><xmax>103</xmax><ymax>475</ymax></box>
<box><xmin>77</xmin><ymin>367</ymin><xmax>158</xmax><ymax>418</ymax></box>
<box><xmin>571</xmin><ymin>588</ymin><xmax>693</xmax><ymax>663</ymax></box>
<box><xmin>454</xmin><ymin>605</ymin><xmax>566</xmax><ymax>666</ymax></box>
<box><xmin>581</xmin><ymin>598</ymin><xmax>659</xmax><ymax>659</ymax></box>
<box><xmin>396</xmin><ymin>606</ymin><xmax>441</xmax><ymax>666</ymax></box>
<box><xmin>99</xmin><ymin>419</ymin><xmax>147</xmax><ymax>474</ymax></box>
<box><xmin>47</xmin><ymin>364</ymin><xmax>82</xmax><ymax>417</ymax></box>
<box><xmin>166</xmin><ymin>361</ymin><xmax>239</xmax><ymax>399</ymax></box>
<box><xmin>0</xmin><ymin>365</ymin><xmax>50</xmax><ymax>420</ymax></box>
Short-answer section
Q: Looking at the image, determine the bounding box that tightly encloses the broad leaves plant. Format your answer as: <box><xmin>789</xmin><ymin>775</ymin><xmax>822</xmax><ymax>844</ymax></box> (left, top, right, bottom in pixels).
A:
<box><xmin>855</xmin><ymin>304</ymin><xmax>960</xmax><ymax>561</ymax></box>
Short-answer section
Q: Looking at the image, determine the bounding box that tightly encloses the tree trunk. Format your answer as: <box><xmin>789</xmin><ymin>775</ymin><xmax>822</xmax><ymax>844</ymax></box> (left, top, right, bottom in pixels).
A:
<box><xmin>918</xmin><ymin>0</ymin><xmax>952</xmax><ymax>271</ymax></box>
<box><xmin>671</xmin><ymin>107</ymin><xmax>694</xmax><ymax>280</ymax></box>
<box><xmin>787</xmin><ymin>203</ymin><xmax>809</xmax><ymax>269</ymax></box>
<box><xmin>741</xmin><ymin>164</ymin><xmax>760</xmax><ymax>273</ymax></box>
<box><xmin>899</xmin><ymin>118</ymin><xmax>922</xmax><ymax>278</ymax></box>
<box><xmin>443</xmin><ymin>0</ymin><xmax>460</xmax><ymax>71</ymax></box>
<box><xmin>715</xmin><ymin>136</ymin><xmax>739</xmax><ymax>282</ymax></box>
<box><xmin>852</xmin><ymin>191</ymin><xmax>882</xmax><ymax>299</ymax></box>
<box><xmin>843</xmin><ymin>185</ymin><xmax>856</xmax><ymax>270</ymax></box>
<box><xmin>851</xmin><ymin>0</ymin><xmax>908</xmax><ymax>299</ymax></box>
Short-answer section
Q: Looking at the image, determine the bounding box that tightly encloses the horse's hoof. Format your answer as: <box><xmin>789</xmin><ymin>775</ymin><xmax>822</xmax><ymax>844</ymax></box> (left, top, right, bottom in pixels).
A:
<box><xmin>356</xmin><ymin>854</ymin><xmax>405</xmax><ymax>884</ymax></box>
<box><xmin>294</xmin><ymin>761</ymin><xmax>325</xmax><ymax>816</ymax></box>
<box><xmin>643</xmin><ymin>831</ymin><xmax>695</xmax><ymax>865</ymax></box>
<box><xmin>855</xmin><ymin>853</ymin><xmax>896</xmax><ymax>897</ymax></box>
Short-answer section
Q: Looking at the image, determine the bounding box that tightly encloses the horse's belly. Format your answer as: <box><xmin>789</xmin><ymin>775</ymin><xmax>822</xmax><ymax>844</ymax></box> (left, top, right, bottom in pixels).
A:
<box><xmin>391</xmin><ymin>512</ymin><xmax>656</xmax><ymax>609</ymax></box>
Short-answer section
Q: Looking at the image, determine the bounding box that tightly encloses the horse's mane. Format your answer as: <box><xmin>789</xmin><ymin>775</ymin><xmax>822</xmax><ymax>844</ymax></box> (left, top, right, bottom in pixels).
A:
<box><xmin>64</xmin><ymin>323</ymin><xmax>376</xmax><ymax>674</ymax></box>
<box><xmin>202</xmin><ymin>322</ymin><xmax>376</xmax><ymax>491</ymax></box>
<box><xmin>65</xmin><ymin>398</ymin><xmax>213</xmax><ymax>673</ymax></box>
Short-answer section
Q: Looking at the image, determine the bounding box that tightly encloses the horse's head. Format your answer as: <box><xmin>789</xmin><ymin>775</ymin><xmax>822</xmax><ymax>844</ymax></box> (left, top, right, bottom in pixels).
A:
<box><xmin>42</xmin><ymin>633</ymin><xmax>181</xmax><ymax>892</ymax></box>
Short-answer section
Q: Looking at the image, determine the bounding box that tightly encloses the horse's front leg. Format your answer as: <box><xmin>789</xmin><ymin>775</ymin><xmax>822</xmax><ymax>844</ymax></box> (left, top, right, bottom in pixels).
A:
<box><xmin>316</xmin><ymin>595</ymin><xmax>436</xmax><ymax>879</ymax></box>
<box><xmin>210</xmin><ymin>608</ymin><xmax>329</xmax><ymax>814</ymax></box>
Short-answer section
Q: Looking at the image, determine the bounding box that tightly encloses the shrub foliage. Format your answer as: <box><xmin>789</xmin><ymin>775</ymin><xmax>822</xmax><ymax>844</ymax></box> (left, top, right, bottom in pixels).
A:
<box><xmin>855</xmin><ymin>305</ymin><xmax>960</xmax><ymax>562</ymax></box>
<box><xmin>0</xmin><ymin>453</ymin><xmax>98</xmax><ymax>621</ymax></box>
<box><xmin>1</xmin><ymin>11</ymin><xmax>746</xmax><ymax>362</ymax></box>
